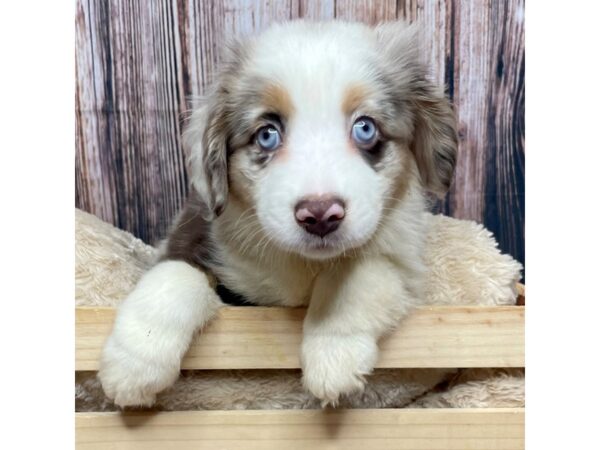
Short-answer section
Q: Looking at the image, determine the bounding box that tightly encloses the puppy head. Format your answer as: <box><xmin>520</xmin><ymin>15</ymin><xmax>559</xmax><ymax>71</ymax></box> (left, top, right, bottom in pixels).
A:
<box><xmin>185</xmin><ymin>21</ymin><xmax>457</xmax><ymax>260</ymax></box>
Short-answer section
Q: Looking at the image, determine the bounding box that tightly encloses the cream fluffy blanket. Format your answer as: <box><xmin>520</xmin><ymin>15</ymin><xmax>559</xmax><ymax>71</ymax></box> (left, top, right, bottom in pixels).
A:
<box><xmin>75</xmin><ymin>209</ymin><xmax>524</xmax><ymax>411</ymax></box>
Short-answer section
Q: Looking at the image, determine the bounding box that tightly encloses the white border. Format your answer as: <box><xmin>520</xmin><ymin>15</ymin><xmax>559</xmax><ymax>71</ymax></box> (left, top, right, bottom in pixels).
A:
<box><xmin>527</xmin><ymin>1</ymin><xmax>600</xmax><ymax>448</ymax></box>
<box><xmin>0</xmin><ymin>2</ymin><xmax>74</xmax><ymax>449</ymax></box>
<box><xmin>2</xmin><ymin>1</ymin><xmax>600</xmax><ymax>448</ymax></box>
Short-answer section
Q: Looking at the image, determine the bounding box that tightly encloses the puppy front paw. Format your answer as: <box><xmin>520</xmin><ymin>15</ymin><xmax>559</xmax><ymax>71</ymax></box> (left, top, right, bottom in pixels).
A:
<box><xmin>301</xmin><ymin>333</ymin><xmax>378</xmax><ymax>406</ymax></box>
<box><xmin>98</xmin><ymin>334</ymin><xmax>180</xmax><ymax>408</ymax></box>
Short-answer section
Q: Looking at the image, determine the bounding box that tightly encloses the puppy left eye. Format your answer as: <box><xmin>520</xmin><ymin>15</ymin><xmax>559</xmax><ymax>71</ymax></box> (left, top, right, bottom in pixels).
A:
<box><xmin>256</xmin><ymin>125</ymin><xmax>282</xmax><ymax>151</ymax></box>
<box><xmin>351</xmin><ymin>117</ymin><xmax>378</xmax><ymax>149</ymax></box>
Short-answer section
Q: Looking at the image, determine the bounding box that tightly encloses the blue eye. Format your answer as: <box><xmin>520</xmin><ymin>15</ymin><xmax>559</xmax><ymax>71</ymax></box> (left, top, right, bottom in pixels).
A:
<box><xmin>351</xmin><ymin>117</ymin><xmax>378</xmax><ymax>149</ymax></box>
<box><xmin>256</xmin><ymin>126</ymin><xmax>282</xmax><ymax>151</ymax></box>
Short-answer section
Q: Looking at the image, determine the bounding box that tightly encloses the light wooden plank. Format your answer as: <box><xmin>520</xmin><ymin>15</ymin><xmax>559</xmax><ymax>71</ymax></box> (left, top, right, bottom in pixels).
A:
<box><xmin>76</xmin><ymin>305</ymin><xmax>524</xmax><ymax>370</ymax></box>
<box><xmin>76</xmin><ymin>408</ymin><xmax>524</xmax><ymax>449</ymax></box>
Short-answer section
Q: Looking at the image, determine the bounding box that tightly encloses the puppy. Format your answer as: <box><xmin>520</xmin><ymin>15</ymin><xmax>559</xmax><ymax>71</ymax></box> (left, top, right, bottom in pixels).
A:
<box><xmin>99</xmin><ymin>20</ymin><xmax>458</xmax><ymax>407</ymax></box>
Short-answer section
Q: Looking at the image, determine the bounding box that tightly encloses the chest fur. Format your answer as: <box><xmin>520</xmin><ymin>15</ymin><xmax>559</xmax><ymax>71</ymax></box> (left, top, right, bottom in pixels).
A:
<box><xmin>212</xmin><ymin>248</ymin><xmax>317</xmax><ymax>307</ymax></box>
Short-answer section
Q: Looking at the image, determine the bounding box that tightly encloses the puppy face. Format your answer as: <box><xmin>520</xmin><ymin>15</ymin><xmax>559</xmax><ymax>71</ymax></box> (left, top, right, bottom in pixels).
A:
<box><xmin>185</xmin><ymin>21</ymin><xmax>457</xmax><ymax>260</ymax></box>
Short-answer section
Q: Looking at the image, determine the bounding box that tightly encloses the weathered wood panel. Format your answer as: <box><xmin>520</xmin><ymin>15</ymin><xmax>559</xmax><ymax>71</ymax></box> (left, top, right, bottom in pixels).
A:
<box><xmin>76</xmin><ymin>0</ymin><xmax>189</xmax><ymax>243</ymax></box>
<box><xmin>296</xmin><ymin>0</ymin><xmax>334</xmax><ymax>19</ymax></box>
<box><xmin>334</xmin><ymin>0</ymin><xmax>398</xmax><ymax>24</ymax></box>
<box><xmin>75</xmin><ymin>0</ymin><xmax>525</xmax><ymax>272</ymax></box>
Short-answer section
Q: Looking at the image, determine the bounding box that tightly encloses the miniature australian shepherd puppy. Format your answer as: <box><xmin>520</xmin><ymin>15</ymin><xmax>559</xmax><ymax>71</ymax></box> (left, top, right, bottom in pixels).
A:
<box><xmin>99</xmin><ymin>20</ymin><xmax>458</xmax><ymax>407</ymax></box>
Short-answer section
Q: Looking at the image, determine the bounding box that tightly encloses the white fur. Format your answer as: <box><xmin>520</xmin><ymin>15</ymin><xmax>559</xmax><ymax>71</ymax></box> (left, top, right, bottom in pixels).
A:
<box><xmin>212</xmin><ymin>184</ymin><xmax>429</xmax><ymax>308</ymax></box>
<box><xmin>255</xmin><ymin>131</ymin><xmax>385</xmax><ymax>259</ymax></box>
<box><xmin>248</xmin><ymin>23</ymin><xmax>395</xmax><ymax>259</ymax></box>
<box><xmin>98</xmin><ymin>260</ymin><xmax>222</xmax><ymax>407</ymax></box>
<box><xmin>301</xmin><ymin>255</ymin><xmax>417</xmax><ymax>404</ymax></box>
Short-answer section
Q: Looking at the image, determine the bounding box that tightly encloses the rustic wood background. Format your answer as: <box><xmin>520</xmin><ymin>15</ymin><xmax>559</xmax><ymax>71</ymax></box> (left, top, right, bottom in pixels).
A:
<box><xmin>75</xmin><ymin>0</ymin><xmax>525</xmax><ymax>273</ymax></box>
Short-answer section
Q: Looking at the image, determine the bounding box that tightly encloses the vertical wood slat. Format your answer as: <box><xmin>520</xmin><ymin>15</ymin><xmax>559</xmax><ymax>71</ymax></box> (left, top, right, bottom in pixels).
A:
<box><xmin>483</xmin><ymin>0</ymin><xmax>525</xmax><ymax>268</ymax></box>
<box><xmin>334</xmin><ymin>0</ymin><xmax>397</xmax><ymax>24</ymax></box>
<box><xmin>451</xmin><ymin>0</ymin><xmax>494</xmax><ymax>223</ymax></box>
<box><xmin>76</xmin><ymin>0</ymin><xmax>188</xmax><ymax>244</ymax></box>
<box><xmin>449</xmin><ymin>0</ymin><xmax>525</xmax><ymax>267</ymax></box>
<box><xmin>396</xmin><ymin>1</ymin><xmax>452</xmax><ymax>88</ymax></box>
<box><xmin>75</xmin><ymin>0</ymin><xmax>525</xmax><ymax>271</ymax></box>
<box><xmin>297</xmin><ymin>0</ymin><xmax>334</xmax><ymax>19</ymax></box>
<box><xmin>221</xmin><ymin>0</ymin><xmax>297</xmax><ymax>33</ymax></box>
<box><xmin>178</xmin><ymin>0</ymin><xmax>297</xmax><ymax>101</ymax></box>
<box><xmin>75</xmin><ymin>0</ymin><xmax>118</xmax><ymax>226</ymax></box>
<box><xmin>396</xmin><ymin>0</ymin><xmax>525</xmax><ymax>268</ymax></box>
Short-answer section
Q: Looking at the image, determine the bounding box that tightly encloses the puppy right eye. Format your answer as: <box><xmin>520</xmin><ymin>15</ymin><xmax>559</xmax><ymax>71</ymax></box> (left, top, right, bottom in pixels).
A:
<box><xmin>351</xmin><ymin>117</ymin><xmax>379</xmax><ymax>150</ymax></box>
<box><xmin>256</xmin><ymin>126</ymin><xmax>282</xmax><ymax>151</ymax></box>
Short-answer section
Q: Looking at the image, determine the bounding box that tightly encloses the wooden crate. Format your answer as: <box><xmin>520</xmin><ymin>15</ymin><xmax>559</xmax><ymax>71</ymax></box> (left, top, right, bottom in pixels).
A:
<box><xmin>75</xmin><ymin>286</ymin><xmax>525</xmax><ymax>449</ymax></box>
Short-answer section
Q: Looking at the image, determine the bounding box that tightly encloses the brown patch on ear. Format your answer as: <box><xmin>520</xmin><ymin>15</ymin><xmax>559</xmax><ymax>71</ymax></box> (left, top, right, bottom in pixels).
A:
<box><xmin>184</xmin><ymin>36</ymin><xmax>250</xmax><ymax>220</ymax></box>
<box><xmin>342</xmin><ymin>84</ymin><xmax>370</xmax><ymax>116</ymax></box>
<box><xmin>373</xmin><ymin>20</ymin><xmax>457</xmax><ymax>195</ymax></box>
<box><xmin>410</xmin><ymin>86</ymin><xmax>458</xmax><ymax>196</ymax></box>
<box><xmin>201</xmin><ymin>100</ymin><xmax>230</xmax><ymax>217</ymax></box>
<box><xmin>262</xmin><ymin>83</ymin><xmax>294</xmax><ymax>119</ymax></box>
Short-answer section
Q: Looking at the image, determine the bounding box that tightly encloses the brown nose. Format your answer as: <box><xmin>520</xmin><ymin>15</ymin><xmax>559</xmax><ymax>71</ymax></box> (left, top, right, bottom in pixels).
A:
<box><xmin>294</xmin><ymin>196</ymin><xmax>346</xmax><ymax>237</ymax></box>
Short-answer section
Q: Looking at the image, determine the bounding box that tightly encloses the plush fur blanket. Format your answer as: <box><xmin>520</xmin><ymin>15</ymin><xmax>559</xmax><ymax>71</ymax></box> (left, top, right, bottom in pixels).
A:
<box><xmin>75</xmin><ymin>209</ymin><xmax>524</xmax><ymax>411</ymax></box>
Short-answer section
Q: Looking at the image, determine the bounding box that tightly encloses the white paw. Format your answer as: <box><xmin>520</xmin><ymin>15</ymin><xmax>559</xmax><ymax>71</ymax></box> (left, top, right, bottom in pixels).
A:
<box><xmin>97</xmin><ymin>260</ymin><xmax>222</xmax><ymax>408</ymax></box>
<box><xmin>301</xmin><ymin>333</ymin><xmax>378</xmax><ymax>406</ymax></box>
<box><xmin>98</xmin><ymin>333</ymin><xmax>180</xmax><ymax>408</ymax></box>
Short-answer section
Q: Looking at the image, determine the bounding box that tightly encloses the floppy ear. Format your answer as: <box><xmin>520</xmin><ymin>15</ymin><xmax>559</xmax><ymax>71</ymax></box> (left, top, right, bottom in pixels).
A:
<box><xmin>375</xmin><ymin>21</ymin><xmax>458</xmax><ymax>196</ymax></box>
<box><xmin>183</xmin><ymin>40</ymin><xmax>246</xmax><ymax>220</ymax></box>
<box><xmin>410</xmin><ymin>82</ymin><xmax>458</xmax><ymax>196</ymax></box>
<box><xmin>183</xmin><ymin>97</ymin><xmax>229</xmax><ymax>220</ymax></box>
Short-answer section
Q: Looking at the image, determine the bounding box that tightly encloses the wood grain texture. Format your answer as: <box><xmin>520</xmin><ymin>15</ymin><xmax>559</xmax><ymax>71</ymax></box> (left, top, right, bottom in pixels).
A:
<box><xmin>296</xmin><ymin>0</ymin><xmax>334</xmax><ymax>19</ymax></box>
<box><xmin>334</xmin><ymin>0</ymin><xmax>397</xmax><ymax>24</ymax></box>
<box><xmin>76</xmin><ymin>305</ymin><xmax>524</xmax><ymax>370</ymax></box>
<box><xmin>76</xmin><ymin>0</ymin><xmax>188</xmax><ymax>243</ymax></box>
<box><xmin>75</xmin><ymin>408</ymin><xmax>525</xmax><ymax>449</ymax></box>
<box><xmin>75</xmin><ymin>0</ymin><xmax>525</xmax><ymax>273</ymax></box>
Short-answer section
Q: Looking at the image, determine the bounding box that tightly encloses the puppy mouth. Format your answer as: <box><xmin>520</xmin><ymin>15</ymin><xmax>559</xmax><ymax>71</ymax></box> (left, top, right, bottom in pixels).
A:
<box><xmin>307</xmin><ymin>240</ymin><xmax>336</xmax><ymax>252</ymax></box>
<box><xmin>296</xmin><ymin>232</ymin><xmax>355</xmax><ymax>259</ymax></box>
